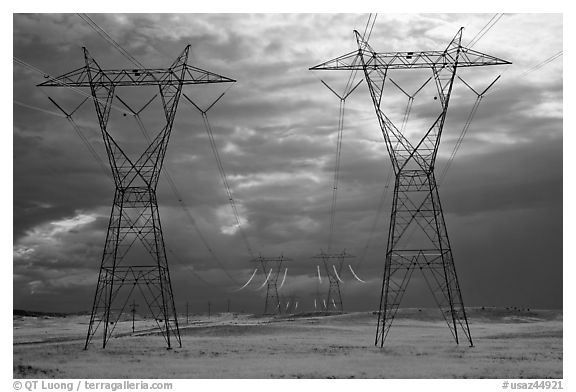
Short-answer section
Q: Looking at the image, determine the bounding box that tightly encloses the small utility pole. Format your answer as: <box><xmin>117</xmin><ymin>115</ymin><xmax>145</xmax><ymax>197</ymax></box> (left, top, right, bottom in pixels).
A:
<box><xmin>186</xmin><ymin>302</ymin><xmax>189</xmax><ymax>325</ymax></box>
<box><xmin>227</xmin><ymin>299</ymin><xmax>231</xmax><ymax>313</ymax></box>
<box><xmin>208</xmin><ymin>301</ymin><xmax>211</xmax><ymax>319</ymax></box>
<box><xmin>130</xmin><ymin>300</ymin><xmax>139</xmax><ymax>333</ymax></box>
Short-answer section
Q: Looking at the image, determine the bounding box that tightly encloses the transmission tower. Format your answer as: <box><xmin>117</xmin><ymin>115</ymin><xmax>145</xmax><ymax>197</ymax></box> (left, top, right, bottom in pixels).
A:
<box><xmin>281</xmin><ymin>294</ymin><xmax>299</xmax><ymax>314</ymax></box>
<box><xmin>311</xmin><ymin>28</ymin><xmax>510</xmax><ymax>346</ymax></box>
<box><xmin>252</xmin><ymin>255</ymin><xmax>290</xmax><ymax>315</ymax></box>
<box><xmin>313</xmin><ymin>250</ymin><xmax>355</xmax><ymax>312</ymax></box>
<box><xmin>39</xmin><ymin>46</ymin><xmax>235</xmax><ymax>349</ymax></box>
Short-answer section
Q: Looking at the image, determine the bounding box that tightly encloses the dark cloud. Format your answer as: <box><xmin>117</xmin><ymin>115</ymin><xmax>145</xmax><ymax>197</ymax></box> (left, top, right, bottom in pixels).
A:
<box><xmin>13</xmin><ymin>13</ymin><xmax>562</xmax><ymax>314</ymax></box>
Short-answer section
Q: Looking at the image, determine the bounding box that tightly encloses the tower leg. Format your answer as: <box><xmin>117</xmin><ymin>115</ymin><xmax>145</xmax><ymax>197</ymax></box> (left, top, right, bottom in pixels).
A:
<box><xmin>84</xmin><ymin>189</ymin><xmax>181</xmax><ymax>349</ymax></box>
<box><xmin>264</xmin><ymin>282</ymin><xmax>281</xmax><ymax>315</ymax></box>
<box><xmin>375</xmin><ymin>170</ymin><xmax>472</xmax><ymax>347</ymax></box>
<box><xmin>326</xmin><ymin>279</ymin><xmax>343</xmax><ymax>312</ymax></box>
<box><xmin>428</xmin><ymin>176</ymin><xmax>473</xmax><ymax>346</ymax></box>
<box><xmin>85</xmin><ymin>190</ymin><xmax>123</xmax><ymax>349</ymax></box>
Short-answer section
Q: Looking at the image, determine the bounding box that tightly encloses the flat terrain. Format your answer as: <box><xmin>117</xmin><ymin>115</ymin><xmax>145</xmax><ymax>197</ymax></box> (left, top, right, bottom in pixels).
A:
<box><xmin>13</xmin><ymin>308</ymin><xmax>562</xmax><ymax>378</ymax></box>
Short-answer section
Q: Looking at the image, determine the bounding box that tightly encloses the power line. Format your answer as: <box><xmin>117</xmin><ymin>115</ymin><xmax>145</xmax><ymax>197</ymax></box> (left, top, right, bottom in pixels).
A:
<box><xmin>14</xmin><ymin>56</ymin><xmax>131</xmax><ymax>116</ymax></box>
<box><xmin>518</xmin><ymin>51</ymin><xmax>563</xmax><ymax>78</ymax></box>
<box><xmin>15</xmin><ymin>53</ymin><xmax>239</xmax><ymax>287</ymax></box>
<box><xmin>361</xmin><ymin>14</ymin><xmax>373</xmax><ymax>39</ymax></box>
<box><xmin>27</xmin><ymin>96</ymin><xmax>224</xmax><ymax>288</ymax></box>
<box><xmin>14</xmin><ymin>99</ymin><xmax>65</xmax><ymax>118</ymax></box>
<box><xmin>356</xmin><ymin>167</ymin><xmax>394</xmax><ymax>268</ymax></box>
<box><xmin>321</xmin><ymin>20</ymin><xmax>367</xmax><ymax>251</ymax></box>
<box><xmin>365</xmin><ymin>14</ymin><xmax>378</xmax><ymax>42</ymax></box>
<box><xmin>320</xmin><ymin>78</ymin><xmax>363</xmax><ymax>252</ymax></box>
<box><xmin>70</xmin><ymin>17</ymin><xmax>243</xmax><ymax>284</ymax></box>
<box><xmin>15</xmin><ymin>96</ymin><xmax>220</xmax><ymax>287</ymax></box>
<box><xmin>141</xmin><ymin>122</ymin><xmax>241</xmax><ymax>285</ymax></box>
<box><xmin>328</xmin><ymin>98</ymin><xmax>345</xmax><ymax>252</ymax></box>
<box><xmin>183</xmin><ymin>93</ymin><xmax>255</xmax><ymax>260</ymax></box>
<box><xmin>79</xmin><ymin>10</ymin><xmax>250</xmax><ymax>275</ymax></box>
<box><xmin>438</xmin><ymin>96</ymin><xmax>483</xmax><ymax>184</ymax></box>
<box><xmin>114</xmin><ymin>95</ymin><xmax>241</xmax><ymax>285</ymax></box>
<box><xmin>358</xmin><ymin>15</ymin><xmax>505</xmax><ymax>252</ymax></box>
<box><xmin>77</xmin><ymin>14</ymin><xmax>145</xmax><ymax>69</ymax></box>
<box><xmin>42</xmin><ymin>94</ymin><xmax>111</xmax><ymax>178</ymax></box>
<box><xmin>361</xmin><ymin>13</ymin><xmax>378</xmax><ymax>42</ymax></box>
<box><xmin>439</xmin><ymin>49</ymin><xmax>562</xmax><ymax>181</ymax></box>
<box><xmin>319</xmin><ymin>12</ymin><xmax>374</xmax><ymax>257</ymax></box>
<box><xmin>484</xmin><ymin>51</ymin><xmax>563</xmax><ymax>98</ymax></box>
<box><xmin>467</xmin><ymin>13</ymin><xmax>504</xmax><ymax>49</ymax></box>
<box><xmin>355</xmin><ymin>75</ymin><xmax>430</xmax><ymax>270</ymax></box>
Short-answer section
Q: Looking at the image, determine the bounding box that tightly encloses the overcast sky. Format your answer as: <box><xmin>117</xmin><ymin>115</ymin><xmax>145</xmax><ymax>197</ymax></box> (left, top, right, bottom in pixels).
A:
<box><xmin>13</xmin><ymin>13</ymin><xmax>562</xmax><ymax>314</ymax></box>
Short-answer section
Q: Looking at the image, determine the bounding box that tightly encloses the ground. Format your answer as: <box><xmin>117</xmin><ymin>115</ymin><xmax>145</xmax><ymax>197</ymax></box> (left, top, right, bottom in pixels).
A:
<box><xmin>13</xmin><ymin>308</ymin><xmax>562</xmax><ymax>379</ymax></box>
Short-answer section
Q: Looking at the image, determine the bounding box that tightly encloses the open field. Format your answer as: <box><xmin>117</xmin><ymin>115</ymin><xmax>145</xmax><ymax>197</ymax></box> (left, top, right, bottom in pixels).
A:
<box><xmin>13</xmin><ymin>308</ymin><xmax>562</xmax><ymax>379</ymax></box>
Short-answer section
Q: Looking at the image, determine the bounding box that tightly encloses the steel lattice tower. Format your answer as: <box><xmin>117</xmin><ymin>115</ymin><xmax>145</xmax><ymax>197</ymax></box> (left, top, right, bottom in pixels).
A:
<box><xmin>39</xmin><ymin>46</ymin><xmax>235</xmax><ymax>349</ymax></box>
<box><xmin>313</xmin><ymin>251</ymin><xmax>355</xmax><ymax>312</ymax></box>
<box><xmin>252</xmin><ymin>255</ymin><xmax>290</xmax><ymax>315</ymax></box>
<box><xmin>311</xmin><ymin>29</ymin><xmax>510</xmax><ymax>346</ymax></box>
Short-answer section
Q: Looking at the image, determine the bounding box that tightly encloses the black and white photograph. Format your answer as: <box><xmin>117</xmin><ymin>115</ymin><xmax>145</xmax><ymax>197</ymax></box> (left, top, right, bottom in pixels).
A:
<box><xmin>11</xmin><ymin>9</ymin><xmax>565</xmax><ymax>386</ymax></box>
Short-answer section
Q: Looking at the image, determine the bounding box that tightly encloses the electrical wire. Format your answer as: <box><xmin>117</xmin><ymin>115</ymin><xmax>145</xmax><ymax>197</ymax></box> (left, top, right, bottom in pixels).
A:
<box><xmin>77</xmin><ymin>13</ymin><xmax>146</xmax><ymax>69</ymax></box>
<box><xmin>15</xmin><ymin>47</ymin><xmax>240</xmax><ymax>287</ymax></box>
<box><xmin>14</xmin><ymin>100</ymin><xmax>65</xmax><ymax>118</ymax></box>
<box><xmin>466</xmin><ymin>14</ymin><xmax>504</xmax><ymax>49</ymax></box>
<box><xmin>234</xmin><ymin>268</ymin><xmax>258</xmax><ymax>291</ymax></box>
<box><xmin>365</xmin><ymin>14</ymin><xmax>378</xmax><ymax>42</ymax></box>
<box><xmin>484</xmin><ymin>51</ymin><xmax>562</xmax><ymax>100</ymax></box>
<box><xmin>332</xmin><ymin>264</ymin><xmax>344</xmax><ymax>283</ymax></box>
<box><xmin>518</xmin><ymin>51</ymin><xmax>563</xmax><ymax>77</ymax></box>
<box><xmin>438</xmin><ymin>96</ymin><xmax>483</xmax><ymax>184</ymax></box>
<box><xmin>279</xmin><ymin>267</ymin><xmax>288</xmax><ymax>289</ymax></box>
<box><xmin>17</xmin><ymin>94</ymin><xmax>223</xmax><ymax>289</ymax></box>
<box><xmin>123</xmin><ymin>105</ymin><xmax>239</xmax><ymax>285</ymax></box>
<box><xmin>361</xmin><ymin>14</ymin><xmax>373</xmax><ymax>39</ymax></box>
<box><xmin>327</xmin><ymin>98</ymin><xmax>345</xmax><ymax>252</ymax></box>
<box><xmin>361</xmin><ymin>13</ymin><xmax>378</xmax><ymax>43</ymax></box>
<box><xmin>348</xmin><ymin>264</ymin><xmax>367</xmax><ymax>283</ymax></box>
<box><xmin>200</xmin><ymin>108</ymin><xmax>255</xmax><ymax>259</ymax></box>
<box><xmin>356</xmin><ymin>168</ymin><xmax>393</xmax><ymax>267</ymax></box>
<box><xmin>317</xmin><ymin>13</ymin><xmax>373</xmax><ymax>254</ymax></box>
<box><xmin>353</xmin><ymin>75</ymin><xmax>432</xmax><ymax>269</ymax></box>
<box><xmin>14</xmin><ymin>56</ymin><xmax>131</xmax><ymax>116</ymax></box>
<box><xmin>256</xmin><ymin>269</ymin><xmax>273</xmax><ymax>290</ymax></box>
<box><xmin>68</xmin><ymin>16</ymin><xmax>243</xmax><ymax>283</ymax></box>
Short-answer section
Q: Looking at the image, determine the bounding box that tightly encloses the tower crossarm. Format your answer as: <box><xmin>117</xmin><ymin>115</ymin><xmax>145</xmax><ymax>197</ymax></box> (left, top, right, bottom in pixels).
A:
<box><xmin>313</xmin><ymin>251</ymin><xmax>355</xmax><ymax>278</ymax></box>
<box><xmin>38</xmin><ymin>64</ymin><xmax>236</xmax><ymax>88</ymax></box>
<box><xmin>310</xmin><ymin>47</ymin><xmax>510</xmax><ymax>72</ymax></box>
<box><xmin>310</xmin><ymin>30</ymin><xmax>510</xmax><ymax>72</ymax></box>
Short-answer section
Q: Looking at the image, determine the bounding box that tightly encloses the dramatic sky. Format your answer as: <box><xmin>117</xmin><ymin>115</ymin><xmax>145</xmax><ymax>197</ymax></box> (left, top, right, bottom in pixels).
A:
<box><xmin>13</xmin><ymin>13</ymin><xmax>562</xmax><ymax>314</ymax></box>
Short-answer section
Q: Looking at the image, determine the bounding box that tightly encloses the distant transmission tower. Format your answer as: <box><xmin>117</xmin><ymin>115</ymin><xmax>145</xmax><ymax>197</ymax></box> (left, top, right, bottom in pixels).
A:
<box><xmin>252</xmin><ymin>255</ymin><xmax>290</xmax><ymax>315</ymax></box>
<box><xmin>283</xmin><ymin>294</ymin><xmax>299</xmax><ymax>314</ymax></box>
<box><xmin>39</xmin><ymin>46</ymin><xmax>235</xmax><ymax>349</ymax></box>
<box><xmin>313</xmin><ymin>250</ymin><xmax>355</xmax><ymax>312</ymax></box>
<box><xmin>311</xmin><ymin>28</ymin><xmax>510</xmax><ymax>346</ymax></box>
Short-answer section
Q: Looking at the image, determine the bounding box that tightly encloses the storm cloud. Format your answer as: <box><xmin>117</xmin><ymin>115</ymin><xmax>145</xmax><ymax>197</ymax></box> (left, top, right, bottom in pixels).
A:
<box><xmin>13</xmin><ymin>13</ymin><xmax>562</xmax><ymax>314</ymax></box>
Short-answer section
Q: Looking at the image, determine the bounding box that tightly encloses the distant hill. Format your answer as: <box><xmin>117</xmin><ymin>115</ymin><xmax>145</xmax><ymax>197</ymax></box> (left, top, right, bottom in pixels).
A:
<box><xmin>13</xmin><ymin>309</ymin><xmax>87</xmax><ymax>318</ymax></box>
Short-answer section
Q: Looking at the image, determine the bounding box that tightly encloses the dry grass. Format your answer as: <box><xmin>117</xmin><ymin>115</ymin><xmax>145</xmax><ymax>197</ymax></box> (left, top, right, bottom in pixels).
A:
<box><xmin>13</xmin><ymin>308</ymin><xmax>562</xmax><ymax>379</ymax></box>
